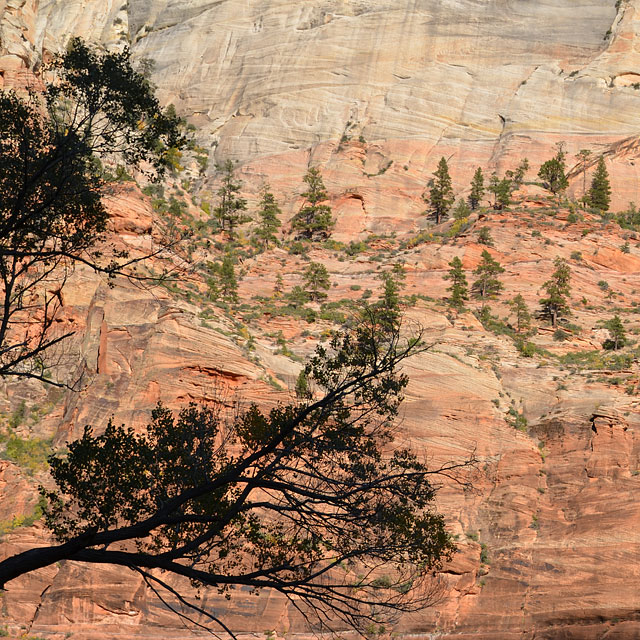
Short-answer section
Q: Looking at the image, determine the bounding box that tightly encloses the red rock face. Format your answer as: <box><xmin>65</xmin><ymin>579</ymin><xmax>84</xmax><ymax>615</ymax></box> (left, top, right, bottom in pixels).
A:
<box><xmin>1</xmin><ymin>2</ymin><xmax>640</xmax><ymax>638</ymax></box>
<box><xmin>1</xmin><ymin>186</ymin><xmax>639</xmax><ymax>638</ymax></box>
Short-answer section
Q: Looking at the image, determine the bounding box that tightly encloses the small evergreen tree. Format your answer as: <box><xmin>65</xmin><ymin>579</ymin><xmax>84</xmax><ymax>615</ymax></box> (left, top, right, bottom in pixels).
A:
<box><xmin>538</xmin><ymin>144</ymin><xmax>569</xmax><ymax>196</ymax></box>
<box><xmin>295</xmin><ymin>369</ymin><xmax>312</xmax><ymax>399</ymax></box>
<box><xmin>488</xmin><ymin>173</ymin><xmax>511</xmax><ymax>210</ymax></box>
<box><xmin>291</xmin><ymin>167</ymin><xmax>334</xmax><ymax>240</ymax></box>
<box><xmin>273</xmin><ymin>273</ymin><xmax>284</xmax><ymax>298</ymax></box>
<box><xmin>453</xmin><ymin>199</ymin><xmax>471</xmax><ymax>220</ymax></box>
<box><xmin>468</xmin><ymin>167</ymin><xmax>485</xmax><ymax>210</ymax></box>
<box><xmin>472</xmin><ymin>250</ymin><xmax>505</xmax><ymax>298</ymax></box>
<box><xmin>219</xmin><ymin>253</ymin><xmax>239</xmax><ymax>303</ymax></box>
<box><xmin>588</xmin><ymin>156</ymin><xmax>612</xmax><ymax>212</ymax></box>
<box><xmin>508</xmin><ymin>294</ymin><xmax>532</xmax><ymax>334</ymax></box>
<box><xmin>444</xmin><ymin>256</ymin><xmax>468</xmax><ymax>309</ymax></box>
<box><xmin>508</xmin><ymin>158</ymin><xmax>529</xmax><ymax>190</ymax></box>
<box><xmin>539</xmin><ymin>257</ymin><xmax>571</xmax><ymax>327</ymax></box>
<box><xmin>213</xmin><ymin>160</ymin><xmax>249</xmax><ymax>239</ymax></box>
<box><xmin>287</xmin><ymin>285</ymin><xmax>310</xmax><ymax>307</ymax></box>
<box><xmin>477</xmin><ymin>226</ymin><xmax>494</xmax><ymax>246</ymax></box>
<box><xmin>376</xmin><ymin>264</ymin><xmax>406</xmax><ymax>328</ymax></box>
<box><xmin>254</xmin><ymin>186</ymin><xmax>282</xmax><ymax>249</ymax></box>
<box><xmin>603</xmin><ymin>315</ymin><xmax>626</xmax><ymax>350</ymax></box>
<box><xmin>427</xmin><ymin>157</ymin><xmax>454</xmax><ymax>224</ymax></box>
<box><xmin>302</xmin><ymin>262</ymin><xmax>331</xmax><ymax>301</ymax></box>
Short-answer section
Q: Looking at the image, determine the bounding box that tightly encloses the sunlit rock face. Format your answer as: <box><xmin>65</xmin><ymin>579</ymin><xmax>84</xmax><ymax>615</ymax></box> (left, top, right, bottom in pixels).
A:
<box><xmin>2</xmin><ymin>1</ymin><xmax>640</xmax><ymax>211</ymax></box>
<box><xmin>1</xmin><ymin>2</ymin><xmax>640</xmax><ymax>639</ymax></box>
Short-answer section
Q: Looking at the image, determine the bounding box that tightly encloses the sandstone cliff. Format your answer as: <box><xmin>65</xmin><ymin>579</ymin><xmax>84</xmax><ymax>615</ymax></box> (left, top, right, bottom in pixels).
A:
<box><xmin>5</xmin><ymin>0</ymin><xmax>640</xmax><ymax>213</ymax></box>
<box><xmin>1</xmin><ymin>2</ymin><xmax>640</xmax><ymax>639</ymax></box>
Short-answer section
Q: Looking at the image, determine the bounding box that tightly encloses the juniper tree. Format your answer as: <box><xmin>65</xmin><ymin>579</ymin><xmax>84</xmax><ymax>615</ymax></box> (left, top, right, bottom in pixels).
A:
<box><xmin>508</xmin><ymin>294</ymin><xmax>532</xmax><ymax>334</ymax></box>
<box><xmin>472</xmin><ymin>250</ymin><xmax>505</xmax><ymax>298</ymax></box>
<box><xmin>253</xmin><ymin>186</ymin><xmax>282</xmax><ymax>249</ymax></box>
<box><xmin>291</xmin><ymin>167</ymin><xmax>334</xmax><ymax>240</ymax></box>
<box><xmin>603</xmin><ymin>315</ymin><xmax>626</xmax><ymax>350</ymax></box>
<box><xmin>588</xmin><ymin>156</ymin><xmax>612</xmax><ymax>212</ymax></box>
<box><xmin>302</xmin><ymin>262</ymin><xmax>331</xmax><ymax>301</ymax></box>
<box><xmin>444</xmin><ymin>256</ymin><xmax>468</xmax><ymax>309</ymax></box>
<box><xmin>539</xmin><ymin>257</ymin><xmax>571</xmax><ymax>327</ymax></box>
<box><xmin>213</xmin><ymin>160</ymin><xmax>249</xmax><ymax>239</ymax></box>
<box><xmin>468</xmin><ymin>167</ymin><xmax>485</xmax><ymax>210</ymax></box>
<box><xmin>427</xmin><ymin>157</ymin><xmax>454</xmax><ymax>224</ymax></box>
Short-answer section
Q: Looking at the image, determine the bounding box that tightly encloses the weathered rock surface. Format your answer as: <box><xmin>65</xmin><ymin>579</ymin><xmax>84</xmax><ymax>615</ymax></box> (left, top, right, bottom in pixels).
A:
<box><xmin>1</xmin><ymin>1</ymin><xmax>640</xmax><ymax>639</ymax></box>
<box><xmin>5</xmin><ymin>0</ymin><xmax>640</xmax><ymax>213</ymax></box>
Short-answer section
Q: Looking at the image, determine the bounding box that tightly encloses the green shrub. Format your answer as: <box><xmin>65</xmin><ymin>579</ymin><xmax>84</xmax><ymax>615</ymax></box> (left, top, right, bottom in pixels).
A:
<box><xmin>3</xmin><ymin>435</ymin><xmax>52</xmax><ymax>475</ymax></box>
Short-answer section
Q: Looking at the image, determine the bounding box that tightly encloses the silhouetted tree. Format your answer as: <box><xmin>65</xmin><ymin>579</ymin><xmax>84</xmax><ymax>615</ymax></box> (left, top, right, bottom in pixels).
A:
<box><xmin>0</xmin><ymin>311</ymin><xmax>470</xmax><ymax>635</ymax></box>
<box><xmin>0</xmin><ymin>38</ymin><xmax>186</xmax><ymax>386</ymax></box>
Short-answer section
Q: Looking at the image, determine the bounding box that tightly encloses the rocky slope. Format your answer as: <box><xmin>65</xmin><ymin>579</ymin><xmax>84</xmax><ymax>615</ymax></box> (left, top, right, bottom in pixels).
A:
<box><xmin>1</xmin><ymin>181</ymin><xmax>640</xmax><ymax>639</ymax></box>
<box><xmin>1</xmin><ymin>1</ymin><xmax>640</xmax><ymax>639</ymax></box>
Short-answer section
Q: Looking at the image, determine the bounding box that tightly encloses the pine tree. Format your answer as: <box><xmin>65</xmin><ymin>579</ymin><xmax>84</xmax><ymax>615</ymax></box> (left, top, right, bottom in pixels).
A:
<box><xmin>291</xmin><ymin>167</ymin><xmax>334</xmax><ymax>240</ymax></box>
<box><xmin>539</xmin><ymin>257</ymin><xmax>571</xmax><ymax>327</ymax></box>
<box><xmin>538</xmin><ymin>144</ymin><xmax>569</xmax><ymax>195</ymax></box>
<box><xmin>488</xmin><ymin>173</ymin><xmax>511</xmax><ymax>210</ymax></box>
<box><xmin>295</xmin><ymin>369</ymin><xmax>312</xmax><ymax>399</ymax></box>
<box><xmin>219</xmin><ymin>253</ymin><xmax>239</xmax><ymax>303</ymax></box>
<box><xmin>453</xmin><ymin>199</ymin><xmax>471</xmax><ymax>220</ymax></box>
<box><xmin>603</xmin><ymin>315</ymin><xmax>626</xmax><ymax>350</ymax></box>
<box><xmin>511</xmin><ymin>158</ymin><xmax>529</xmax><ymax>189</ymax></box>
<box><xmin>472</xmin><ymin>250</ymin><xmax>505</xmax><ymax>298</ymax></box>
<box><xmin>468</xmin><ymin>167</ymin><xmax>485</xmax><ymax>210</ymax></box>
<box><xmin>477</xmin><ymin>226</ymin><xmax>494</xmax><ymax>246</ymax></box>
<box><xmin>213</xmin><ymin>160</ymin><xmax>249</xmax><ymax>239</ymax></box>
<box><xmin>253</xmin><ymin>186</ymin><xmax>282</xmax><ymax>249</ymax></box>
<box><xmin>302</xmin><ymin>262</ymin><xmax>331</xmax><ymax>301</ymax></box>
<box><xmin>588</xmin><ymin>156</ymin><xmax>611</xmax><ymax>212</ymax></box>
<box><xmin>444</xmin><ymin>256</ymin><xmax>468</xmax><ymax>309</ymax></box>
<box><xmin>376</xmin><ymin>264</ymin><xmax>406</xmax><ymax>329</ymax></box>
<box><xmin>427</xmin><ymin>157</ymin><xmax>454</xmax><ymax>224</ymax></box>
<box><xmin>508</xmin><ymin>294</ymin><xmax>532</xmax><ymax>334</ymax></box>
